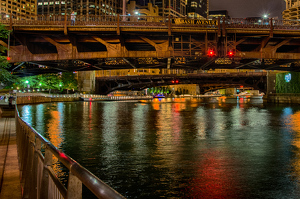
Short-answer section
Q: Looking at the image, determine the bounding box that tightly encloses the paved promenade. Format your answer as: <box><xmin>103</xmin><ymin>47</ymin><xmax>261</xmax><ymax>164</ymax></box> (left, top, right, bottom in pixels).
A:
<box><xmin>0</xmin><ymin>107</ymin><xmax>22</xmax><ymax>199</ymax></box>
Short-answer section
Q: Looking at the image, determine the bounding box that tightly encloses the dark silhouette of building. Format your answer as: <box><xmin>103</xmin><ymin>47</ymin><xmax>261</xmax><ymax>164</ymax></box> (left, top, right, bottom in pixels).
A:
<box><xmin>209</xmin><ymin>10</ymin><xmax>230</xmax><ymax>19</ymax></box>
<box><xmin>186</xmin><ymin>0</ymin><xmax>208</xmax><ymax>19</ymax></box>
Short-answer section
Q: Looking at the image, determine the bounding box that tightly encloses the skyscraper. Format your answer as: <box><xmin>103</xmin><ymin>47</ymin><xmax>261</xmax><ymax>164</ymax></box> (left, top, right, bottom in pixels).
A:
<box><xmin>0</xmin><ymin>0</ymin><xmax>37</xmax><ymax>20</ymax></box>
<box><xmin>37</xmin><ymin>0</ymin><xmax>119</xmax><ymax>16</ymax></box>
<box><xmin>283</xmin><ymin>0</ymin><xmax>300</xmax><ymax>23</ymax></box>
<box><xmin>152</xmin><ymin>0</ymin><xmax>187</xmax><ymax>17</ymax></box>
<box><xmin>186</xmin><ymin>0</ymin><xmax>208</xmax><ymax>19</ymax></box>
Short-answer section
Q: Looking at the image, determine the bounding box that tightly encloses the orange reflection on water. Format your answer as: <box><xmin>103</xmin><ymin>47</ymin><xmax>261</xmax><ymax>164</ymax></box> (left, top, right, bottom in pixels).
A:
<box><xmin>47</xmin><ymin>110</ymin><xmax>63</xmax><ymax>175</ymax></box>
<box><xmin>287</xmin><ymin>111</ymin><xmax>300</xmax><ymax>183</ymax></box>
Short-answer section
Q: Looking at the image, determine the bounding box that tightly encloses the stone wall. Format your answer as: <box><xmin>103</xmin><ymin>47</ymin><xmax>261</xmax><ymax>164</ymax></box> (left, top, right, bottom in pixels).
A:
<box><xmin>266</xmin><ymin>94</ymin><xmax>300</xmax><ymax>104</ymax></box>
<box><xmin>16</xmin><ymin>96</ymin><xmax>80</xmax><ymax>105</ymax></box>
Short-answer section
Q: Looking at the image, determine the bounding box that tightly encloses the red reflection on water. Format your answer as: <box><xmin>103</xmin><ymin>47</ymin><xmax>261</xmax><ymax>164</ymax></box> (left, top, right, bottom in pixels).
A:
<box><xmin>185</xmin><ymin>150</ymin><xmax>239</xmax><ymax>198</ymax></box>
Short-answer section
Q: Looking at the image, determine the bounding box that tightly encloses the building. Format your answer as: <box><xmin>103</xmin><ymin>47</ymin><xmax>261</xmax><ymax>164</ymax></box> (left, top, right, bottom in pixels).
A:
<box><xmin>209</xmin><ymin>10</ymin><xmax>229</xmax><ymax>19</ymax></box>
<box><xmin>0</xmin><ymin>0</ymin><xmax>37</xmax><ymax>20</ymax></box>
<box><xmin>283</xmin><ymin>0</ymin><xmax>300</xmax><ymax>24</ymax></box>
<box><xmin>127</xmin><ymin>1</ymin><xmax>159</xmax><ymax>18</ymax></box>
<box><xmin>37</xmin><ymin>0</ymin><xmax>119</xmax><ymax>16</ymax></box>
<box><xmin>152</xmin><ymin>0</ymin><xmax>187</xmax><ymax>17</ymax></box>
<box><xmin>186</xmin><ymin>0</ymin><xmax>209</xmax><ymax>19</ymax></box>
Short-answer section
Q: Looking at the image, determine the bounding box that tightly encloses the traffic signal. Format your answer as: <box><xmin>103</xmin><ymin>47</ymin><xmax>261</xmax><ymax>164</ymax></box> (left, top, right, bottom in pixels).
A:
<box><xmin>6</xmin><ymin>56</ymin><xmax>10</xmax><ymax>61</ymax></box>
<box><xmin>207</xmin><ymin>49</ymin><xmax>216</xmax><ymax>57</ymax></box>
<box><xmin>227</xmin><ymin>50</ymin><xmax>235</xmax><ymax>57</ymax></box>
<box><xmin>171</xmin><ymin>79</ymin><xmax>179</xmax><ymax>84</ymax></box>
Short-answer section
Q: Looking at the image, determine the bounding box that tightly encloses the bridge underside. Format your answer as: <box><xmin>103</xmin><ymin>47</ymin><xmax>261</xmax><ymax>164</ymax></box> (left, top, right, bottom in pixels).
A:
<box><xmin>4</xmin><ymin>25</ymin><xmax>300</xmax><ymax>76</ymax></box>
<box><xmin>95</xmin><ymin>73</ymin><xmax>267</xmax><ymax>94</ymax></box>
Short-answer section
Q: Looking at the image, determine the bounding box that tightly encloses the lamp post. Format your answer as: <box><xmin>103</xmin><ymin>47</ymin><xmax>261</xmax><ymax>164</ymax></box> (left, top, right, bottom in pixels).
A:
<box><xmin>25</xmin><ymin>80</ymin><xmax>30</xmax><ymax>92</ymax></box>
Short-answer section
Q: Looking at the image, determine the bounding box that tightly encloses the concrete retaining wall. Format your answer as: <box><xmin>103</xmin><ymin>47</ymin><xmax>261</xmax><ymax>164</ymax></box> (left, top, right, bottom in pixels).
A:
<box><xmin>266</xmin><ymin>94</ymin><xmax>300</xmax><ymax>104</ymax></box>
<box><xmin>16</xmin><ymin>96</ymin><xmax>80</xmax><ymax>105</ymax></box>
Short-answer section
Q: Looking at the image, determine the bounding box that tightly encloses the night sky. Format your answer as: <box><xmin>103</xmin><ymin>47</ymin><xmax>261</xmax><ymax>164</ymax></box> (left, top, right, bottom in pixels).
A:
<box><xmin>209</xmin><ymin>0</ymin><xmax>286</xmax><ymax>19</ymax></box>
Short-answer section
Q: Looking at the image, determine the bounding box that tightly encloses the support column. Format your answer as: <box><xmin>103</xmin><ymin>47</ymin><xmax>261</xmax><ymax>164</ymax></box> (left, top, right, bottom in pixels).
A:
<box><xmin>267</xmin><ymin>71</ymin><xmax>276</xmax><ymax>95</ymax></box>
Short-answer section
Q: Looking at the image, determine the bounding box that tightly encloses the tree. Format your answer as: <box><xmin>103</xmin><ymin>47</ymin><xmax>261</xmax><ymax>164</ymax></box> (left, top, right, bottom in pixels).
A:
<box><xmin>0</xmin><ymin>24</ymin><xmax>15</xmax><ymax>87</ymax></box>
<box><xmin>62</xmin><ymin>72</ymin><xmax>78</xmax><ymax>93</ymax></box>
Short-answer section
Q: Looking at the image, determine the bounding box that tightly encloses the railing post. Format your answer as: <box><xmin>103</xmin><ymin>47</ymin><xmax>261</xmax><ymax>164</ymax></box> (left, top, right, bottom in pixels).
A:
<box><xmin>20</xmin><ymin>126</ymin><xmax>30</xmax><ymax>183</ymax></box>
<box><xmin>217</xmin><ymin>17</ymin><xmax>221</xmax><ymax>37</ymax></box>
<box><xmin>9</xmin><ymin>14</ymin><xmax>12</xmax><ymax>30</ymax></box>
<box><xmin>30</xmin><ymin>138</ymin><xmax>41</xmax><ymax>199</ymax></box>
<box><xmin>222</xmin><ymin>17</ymin><xmax>226</xmax><ymax>37</ymax></box>
<box><xmin>23</xmin><ymin>131</ymin><xmax>36</xmax><ymax>198</ymax></box>
<box><xmin>64</xmin><ymin>14</ymin><xmax>67</xmax><ymax>35</ymax></box>
<box><xmin>66</xmin><ymin>171</ymin><xmax>82</xmax><ymax>199</ymax></box>
<box><xmin>168</xmin><ymin>15</ymin><xmax>171</xmax><ymax>36</ymax></box>
<box><xmin>40</xmin><ymin>147</ymin><xmax>53</xmax><ymax>199</ymax></box>
<box><xmin>270</xmin><ymin>18</ymin><xmax>273</xmax><ymax>38</ymax></box>
<box><xmin>117</xmin><ymin>14</ymin><xmax>120</xmax><ymax>35</ymax></box>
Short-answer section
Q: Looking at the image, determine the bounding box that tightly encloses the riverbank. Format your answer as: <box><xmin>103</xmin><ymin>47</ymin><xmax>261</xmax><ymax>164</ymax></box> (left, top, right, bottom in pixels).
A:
<box><xmin>266</xmin><ymin>94</ymin><xmax>300</xmax><ymax>104</ymax></box>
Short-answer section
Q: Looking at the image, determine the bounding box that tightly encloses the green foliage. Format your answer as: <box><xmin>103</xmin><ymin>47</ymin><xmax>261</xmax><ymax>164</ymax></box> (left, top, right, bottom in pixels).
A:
<box><xmin>0</xmin><ymin>24</ymin><xmax>14</xmax><ymax>86</ymax></box>
<box><xmin>62</xmin><ymin>72</ymin><xmax>77</xmax><ymax>92</ymax></box>
<box><xmin>276</xmin><ymin>72</ymin><xmax>300</xmax><ymax>93</ymax></box>
<box><xmin>12</xmin><ymin>73</ymin><xmax>77</xmax><ymax>93</ymax></box>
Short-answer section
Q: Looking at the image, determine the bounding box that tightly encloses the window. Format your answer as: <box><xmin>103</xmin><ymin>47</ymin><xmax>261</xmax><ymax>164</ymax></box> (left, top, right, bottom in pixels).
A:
<box><xmin>191</xmin><ymin>1</ymin><xmax>197</xmax><ymax>7</ymax></box>
<box><xmin>44</xmin><ymin>2</ymin><xmax>48</xmax><ymax>5</ymax></box>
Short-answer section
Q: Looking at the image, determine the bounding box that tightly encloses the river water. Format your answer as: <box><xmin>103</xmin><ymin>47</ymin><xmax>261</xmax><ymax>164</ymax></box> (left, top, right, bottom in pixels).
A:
<box><xmin>18</xmin><ymin>97</ymin><xmax>300</xmax><ymax>198</ymax></box>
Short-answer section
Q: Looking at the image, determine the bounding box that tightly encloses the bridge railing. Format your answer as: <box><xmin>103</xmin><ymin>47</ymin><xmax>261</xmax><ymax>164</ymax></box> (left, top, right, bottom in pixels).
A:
<box><xmin>15</xmin><ymin>106</ymin><xmax>126</xmax><ymax>199</ymax></box>
<box><xmin>2</xmin><ymin>14</ymin><xmax>300</xmax><ymax>30</ymax></box>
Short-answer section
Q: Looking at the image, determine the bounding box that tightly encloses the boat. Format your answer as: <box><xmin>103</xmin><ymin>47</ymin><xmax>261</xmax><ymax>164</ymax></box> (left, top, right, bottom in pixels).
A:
<box><xmin>153</xmin><ymin>94</ymin><xmax>165</xmax><ymax>98</ymax></box>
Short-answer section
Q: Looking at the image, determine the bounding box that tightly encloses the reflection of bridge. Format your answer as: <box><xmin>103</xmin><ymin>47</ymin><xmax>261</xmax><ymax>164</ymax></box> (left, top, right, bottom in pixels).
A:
<box><xmin>95</xmin><ymin>71</ymin><xmax>267</xmax><ymax>94</ymax></box>
<box><xmin>2</xmin><ymin>15</ymin><xmax>300</xmax><ymax>75</ymax></box>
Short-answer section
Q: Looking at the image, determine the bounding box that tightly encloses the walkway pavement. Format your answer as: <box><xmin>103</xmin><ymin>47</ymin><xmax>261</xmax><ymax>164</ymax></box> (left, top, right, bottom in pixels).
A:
<box><xmin>0</xmin><ymin>107</ymin><xmax>22</xmax><ymax>199</ymax></box>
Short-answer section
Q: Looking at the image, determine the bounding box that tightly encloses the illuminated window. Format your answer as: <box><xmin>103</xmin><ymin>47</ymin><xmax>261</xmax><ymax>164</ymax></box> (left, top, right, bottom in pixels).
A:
<box><xmin>61</xmin><ymin>1</ymin><xmax>65</xmax><ymax>4</ymax></box>
<box><xmin>55</xmin><ymin>1</ymin><xmax>59</xmax><ymax>4</ymax></box>
<box><xmin>49</xmin><ymin>2</ymin><xmax>54</xmax><ymax>5</ymax></box>
<box><xmin>38</xmin><ymin>2</ymin><xmax>42</xmax><ymax>5</ymax></box>
<box><xmin>44</xmin><ymin>2</ymin><xmax>48</xmax><ymax>5</ymax></box>
<box><xmin>191</xmin><ymin>1</ymin><xmax>197</xmax><ymax>7</ymax></box>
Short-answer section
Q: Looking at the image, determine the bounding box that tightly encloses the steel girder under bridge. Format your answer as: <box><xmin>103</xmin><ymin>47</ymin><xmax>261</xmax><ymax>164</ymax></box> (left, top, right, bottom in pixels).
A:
<box><xmin>2</xmin><ymin>15</ymin><xmax>300</xmax><ymax>76</ymax></box>
<box><xmin>95</xmin><ymin>72</ymin><xmax>267</xmax><ymax>94</ymax></box>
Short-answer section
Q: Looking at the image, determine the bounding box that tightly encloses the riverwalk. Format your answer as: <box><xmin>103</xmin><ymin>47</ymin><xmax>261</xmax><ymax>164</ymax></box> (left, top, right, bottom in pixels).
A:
<box><xmin>0</xmin><ymin>107</ymin><xmax>22</xmax><ymax>199</ymax></box>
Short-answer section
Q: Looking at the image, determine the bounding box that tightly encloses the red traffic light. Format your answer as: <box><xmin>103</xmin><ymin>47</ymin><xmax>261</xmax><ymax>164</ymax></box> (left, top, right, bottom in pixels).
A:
<box><xmin>207</xmin><ymin>49</ymin><xmax>215</xmax><ymax>57</ymax></box>
<box><xmin>6</xmin><ymin>57</ymin><xmax>10</xmax><ymax>61</ymax></box>
<box><xmin>175</xmin><ymin>80</ymin><xmax>179</xmax><ymax>84</ymax></box>
<box><xmin>171</xmin><ymin>80</ymin><xmax>179</xmax><ymax>84</ymax></box>
<box><xmin>227</xmin><ymin>50</ymin><xmax>235</xmax><ymax>57</ymax></box>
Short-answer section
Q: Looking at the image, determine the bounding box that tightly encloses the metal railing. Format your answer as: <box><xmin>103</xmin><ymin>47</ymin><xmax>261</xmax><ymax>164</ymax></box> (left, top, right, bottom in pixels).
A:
<box><xmin>1</xmin><ymin>14</ymin><xmax>300</xmax><ymax>30</ymax></box>
<box><xmin>15</xmin><ymin>106</ymin><xmax>126</xmax><ymax>199</ymax></box>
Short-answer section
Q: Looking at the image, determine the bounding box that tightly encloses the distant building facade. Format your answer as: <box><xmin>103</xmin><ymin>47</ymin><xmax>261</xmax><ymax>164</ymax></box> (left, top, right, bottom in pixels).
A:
<box><xmin>283</xmin><ymin>0</ymin><xmax>300</xmax><ymax>23</ymax></box>
<box><xmin>0</xmin><ymin>0</ymin><xmax>37</xmax><ymax>20</ymax></box>
<box><xmin>186</xmin><ymin>0</ymin><xmax>208</xmax><ymax>19</ymax></box>
<box><xmin>37</xmin><ymin>0</ymin><xmax>119</xmax><ymax>16</ymax></box>
<box><xmin>152</xmin><ymin>0</ymin><xmax>186</xmax><ymax>17</ymax></box>
<box><xmin>209</xmin><ymin>10</ymin><xmax>229</xmax><ymax>19</ymax></box>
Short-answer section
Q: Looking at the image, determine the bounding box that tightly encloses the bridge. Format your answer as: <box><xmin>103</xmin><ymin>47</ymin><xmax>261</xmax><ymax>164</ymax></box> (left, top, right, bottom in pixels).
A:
<box><xmin>1</xmin><ymin>15</ymin><xmax>300</xmax><ymax>75</ymax></box>
<box><xmin>95</xmin><ymin>71</ymin><xmax>267</xmax><ymax>94</ymax></box>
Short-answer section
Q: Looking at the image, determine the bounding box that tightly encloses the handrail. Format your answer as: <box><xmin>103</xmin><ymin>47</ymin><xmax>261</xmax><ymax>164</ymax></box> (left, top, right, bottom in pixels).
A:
<box><xmin>15</xmin><ymin>105</ymin><xmax>126</xmax><ymax>199</ymax></box>
<box><xmin>1</xmin><ymin>14</ymin><xmax>300</xmax><ymax>30</ymax></box>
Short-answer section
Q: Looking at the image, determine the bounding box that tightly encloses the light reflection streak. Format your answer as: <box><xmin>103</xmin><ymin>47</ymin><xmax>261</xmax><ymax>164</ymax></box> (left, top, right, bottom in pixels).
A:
<box><xmin>196</xmin><ymin>107</ymin><xmax>207</xmax><ymax>139</ymax></box>
<box><xmin>36</xmin><ymin>104</ymin><xmax>45</xmax><ymax>133</ymax></box>
<box><xmin>287</xmin><ymin>111</ymin><xmax>300</xmax><ymax>183</ymax></box>
<box><xmin>46</xmin><ymin>108</ymin><xmax>63</xmax><ymax>175</ymax></box>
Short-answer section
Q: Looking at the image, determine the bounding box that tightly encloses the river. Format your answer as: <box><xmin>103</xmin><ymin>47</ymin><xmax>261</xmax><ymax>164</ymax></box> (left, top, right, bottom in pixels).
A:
<box><xmin>18</xmin><ymin>97</ymin><xmax>300</xmax><ymax>198</ymax></box>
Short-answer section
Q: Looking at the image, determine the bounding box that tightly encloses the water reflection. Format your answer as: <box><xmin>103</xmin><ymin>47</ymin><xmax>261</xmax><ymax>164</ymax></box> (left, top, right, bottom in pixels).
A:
<box><xmin>17</xmin><ymin>99</ymin><xmax>300</xmax><ymax>198</ymax></box>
